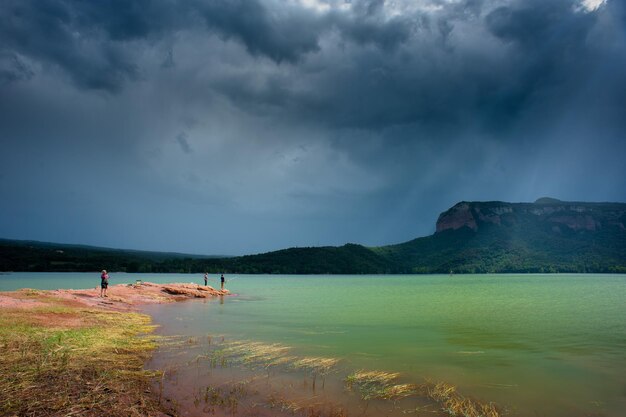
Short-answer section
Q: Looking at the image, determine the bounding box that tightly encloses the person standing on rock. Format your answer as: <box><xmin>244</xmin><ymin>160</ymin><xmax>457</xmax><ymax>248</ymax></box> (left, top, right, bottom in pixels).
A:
<box><xmin>100</xmin><ymin>270</ymin><xmax>109</xmax><ymax>297</ymax></box>
<box><xmin>203</xmin><ymin>272</ymin><xmax>208</xmax><ymax>286</ymax></box>
<box><xmin>220</xmin><ymin>274</ymin><xmax>225</xmax><ymax>290</ymax></box>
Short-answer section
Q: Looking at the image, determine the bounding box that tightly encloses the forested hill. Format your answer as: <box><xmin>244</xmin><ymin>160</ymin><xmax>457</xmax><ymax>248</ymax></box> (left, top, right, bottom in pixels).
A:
<box><xmin>2</xmin><ymin>198</ymin><xmax>625</xmax><ymax>274</ymax></box>
<box><xmin>0</xmin><ymin>239</ymin><xmax>221</xmax><ymax>273</ymax></box>
<box><xmin>373</xmin><ymin>199</ymin><xmax>626</xmax><ymax>273</ymax></box>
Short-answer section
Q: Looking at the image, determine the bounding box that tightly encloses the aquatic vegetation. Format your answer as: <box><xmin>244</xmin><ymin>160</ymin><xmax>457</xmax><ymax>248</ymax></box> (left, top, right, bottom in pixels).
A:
<box><xmin>202</xmin><ymin>348</ymin><xmax>229</xmax><ymax>368</ymax></box>
<box><xmin>268</xmin><ymin>394</ymin><xmax>304</xmax><ymax>413</ymax></box>
<box><xmin>160</xmin><ymin>333</ymin><xmax>503</xmax><ymax>417</ymax></box>
<box><xmin>196</xmin><ymin>380</ymin><xmax>254</xmax><ymax>415</ymax></box>
<box><xmin>291</xmin><ymin>356</ymin><xmax>340</xmax><ymax>375</ymax></box>
<box><xmin>345</xmin><ymin>370</ymin><xmax>417</xmax><ymax>400</ymax></box>
<box><xmin>268</xmin><ymin>393</ymin><xmax>349</xmax><ymax>417</ymax></box>
<box><xmin>426</xmin><ymin>381</ymin><xmax>501</xmax><ymax>417</ymax></box>
<box><xmin>290</xmin><ymin>356</ymin><xmax>341</xmax><ymax>391</ymax></box>
<box><xmin>217</xmin><ymin>340</ymin><xmax>342</xmax><ymax>377</ymax></box>
<box><xmin>222</xmin><ymin>340</ymin><xmax>295</xmax><ymax>368</ymax></box>
<box><xmin>344</xmin><ymin>373</ymin><xmax>501</xmax><ymax>416</ymax></box>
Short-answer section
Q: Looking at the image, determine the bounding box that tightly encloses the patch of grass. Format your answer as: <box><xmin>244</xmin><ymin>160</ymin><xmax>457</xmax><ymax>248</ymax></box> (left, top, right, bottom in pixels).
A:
<box><xmin>214</xmin><ymin>339</ymin><xmax>342</xmax><ymax>395</ymax></box>
<box><xmin>198</xmin><ymin>381</ymin><xmax>251</xmax><ymax>415</ymax></box>
<box><xmin>222</xmin><ymin>340</ymin><xmax>296</xmax><ymax>369</ymax></box>
<box><xmin>0</xmin><ymin>298</ymin><xmax>166</xmax><ymax>417</ymax></box>
<box><xmin>344</xmin><ymin>370</ymin><xmax>502</xmax><ymax>415</ymax></box>
<box><xmin>424</xmin><ymin>381</ymin><xmax>501</xmax><ymax>417</ymax></box>
<box><xmin>345</xmin><ymin>370</ymin><xmax>417</xmax><ymax>400</ymax></box>
<box><xmin>290</xmin><ymin>356</ymin><xmax>339</xmax><ymax>375</ymax></box>
<box><xmin>268</xmin><ymin>393</ymin><xmax>349</xmax><ymax>417</ymax></box>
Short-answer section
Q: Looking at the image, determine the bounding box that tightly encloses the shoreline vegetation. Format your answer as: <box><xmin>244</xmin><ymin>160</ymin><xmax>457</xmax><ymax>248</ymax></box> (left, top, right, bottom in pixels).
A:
<box><xmin>0</xmin><ymin>283</ymin><xmax>504</xmax><ymax>417</ymax></box>
<box><xmin>0</xmin><ymin>303</ymin><xmax>162</xmax><ymax>416</ymax></box>
<box><xmin>0</xmin><ymin>282</ymin><xmax>227</xmax><ymax>417</ymax></box>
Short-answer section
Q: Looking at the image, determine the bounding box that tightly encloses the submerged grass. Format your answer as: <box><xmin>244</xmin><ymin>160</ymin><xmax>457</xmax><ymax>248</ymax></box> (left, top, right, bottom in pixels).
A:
<box><xmin>199</xmin><ymin>381</ymin><xmax>251</xmax><ymax>415</ymax></box>
<box><xmin>290</xmin><ymin>356</ymin><xmax>340</xmax><ymax>375</ymax></box>
<box><xmin>345</xmin><ymin>370</ymin><xmax>501</xmax><ymax>416</ymax></box>
<box><xmin>424</xmin><ymin>381</ymin><xmax>501</xmax><ymax>417</ymax></box>
<box><xmin>223</xmin><ymin>340</ymin><xmax>295</xmax><ymax>368</ymax></box>
<box><xmin>216</xmin><ymin>340</ymin><xmax>341</xmax><ymax>375</ymax></box>
<box><xmin>345</xmin><ymin>370</ymin><xmax>417</xmax><ymax>400</ymax></box>
<box><xmin>194</xmin><ymin>337</ymin><xmax>502</xmax><ymax>416</ymax></box>
<box><xmin>0</xmin><ymin>296</ymin><xmax>165</xmax><ymax>417</ymax></box>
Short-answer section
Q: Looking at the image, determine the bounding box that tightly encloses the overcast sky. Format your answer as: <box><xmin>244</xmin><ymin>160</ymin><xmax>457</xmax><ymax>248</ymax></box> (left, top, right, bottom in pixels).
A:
<box><xmin>1</xmin><ymin>0</ymin><xmax>625</xmax><ymax>255</ymax></box>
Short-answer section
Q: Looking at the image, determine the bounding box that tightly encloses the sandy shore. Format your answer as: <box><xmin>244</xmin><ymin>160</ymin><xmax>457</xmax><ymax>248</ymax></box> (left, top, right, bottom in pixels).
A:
<box><xmin>0</xmin><ymin>282</ymin><xmax>231</xmax><ymax>417</ymax></box>
<box><xmin>0</xmin><ymin>281</ymin><xmax>230</xmax><ymax>311</ymax></box>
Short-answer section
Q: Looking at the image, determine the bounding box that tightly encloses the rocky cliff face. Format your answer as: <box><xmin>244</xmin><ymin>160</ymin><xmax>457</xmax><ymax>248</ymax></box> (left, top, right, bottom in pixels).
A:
<box><xmin>436</xmin><ymin>199</ymin><xmax>626</xmax><ymax>234</ymax></box>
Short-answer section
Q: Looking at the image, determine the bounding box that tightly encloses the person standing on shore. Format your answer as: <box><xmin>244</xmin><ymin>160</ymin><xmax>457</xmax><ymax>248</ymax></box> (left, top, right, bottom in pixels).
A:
<box><xmin>220</xmin><ymin>274</ymin><xmax>225</xmax><ymax>290</ymax></box>
<box><xmin>100</xmin><ymin>270</ymin><xmax>109</xmax><ymax>297</ymax></box>
<box><xmin>203</xmin><ymin>272</ymin><xmax>208</xmax><ymax>286</ymax></box>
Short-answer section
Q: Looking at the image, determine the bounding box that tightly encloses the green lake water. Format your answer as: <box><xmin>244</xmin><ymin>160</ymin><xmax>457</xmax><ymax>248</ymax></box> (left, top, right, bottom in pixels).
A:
<box><xmin>3</xmin><ymin>273</ymin><xmax>625</xmax><ymax>416</ymax></box>
<box><xmin>144</xmin><ymin>274</ymin><xmax>626</xmax><ymax>417</ymax></box>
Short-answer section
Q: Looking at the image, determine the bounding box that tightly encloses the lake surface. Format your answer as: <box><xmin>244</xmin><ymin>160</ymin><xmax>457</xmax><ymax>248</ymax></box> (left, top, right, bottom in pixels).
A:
<box><xmin>3</xmin><ymin>273</ymin><xmax>625</xmax><ymax>416</ymax></box>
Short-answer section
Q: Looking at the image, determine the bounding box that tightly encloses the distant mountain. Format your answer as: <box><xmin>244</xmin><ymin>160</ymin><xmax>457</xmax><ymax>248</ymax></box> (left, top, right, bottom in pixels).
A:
<box><xmin>373</xmin><ymin>199</ymin><xmax>626</xmax><ymax>273</ymax></box>
<box><xmin>1</xmin><ymin>198</ymin><xmax>625</xmax><ymax>273</ymax></box>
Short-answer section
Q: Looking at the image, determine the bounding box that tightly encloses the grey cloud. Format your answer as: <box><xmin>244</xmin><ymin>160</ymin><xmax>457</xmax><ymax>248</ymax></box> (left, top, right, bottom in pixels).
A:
<box><xmin>1</xmin><ymin>0</ymin><xmax>624</xmax><ymax>255</ymax></box>
<box><xmin>210</xmin><ymin>0</ymin><xmax>623</xmax><ymax>137</ymax></box>
<box><xmin>485</xmin><ymin>0</ymin><xmax>593</xmax><ymax>47</ymax></box>
<box><xmin>350</xmin><ymin>0</ymin><xmax>385</xmax><ymax>18</ymax></box>
<box><xmin>195</xmin><ymin>0</ymin><xmax>413</xmax><ymax>64</ymax></box>
<box><xmin>74</xmin><ymin>0</ymin><xmax>178</xmax><ymax>41</ymax></box>
<box><xmin>176</xmin><ymin>132</ymin><xmax>193</xmax><ymax>154</ymax></box>
<box><xmin>161</xmin><ymin>49</ymin><xmax>175</xmax><ymax>69</ymax></box>
<box><xmin>197</xmin><ymin>0</ymin><xmax>324</xmax><ymax>63</ymax></box>
<box><xmin>335</xmin><ymin>14</ymin><xmax>413</xmax><ymax>50</ymax></box>
<box><xmin>0</xmin><ymin>0</ymin><xmax>424</xmax><ymax>92</ymax></box>
<box><xmin>0</xmin><ymin>51</ymin><xmax>33</xmax><ymax>85</ymax></box>
<box><xmin>0</xmin><ymin>0</ymin><xmax>146</xmax><ymax>92</ymax></box>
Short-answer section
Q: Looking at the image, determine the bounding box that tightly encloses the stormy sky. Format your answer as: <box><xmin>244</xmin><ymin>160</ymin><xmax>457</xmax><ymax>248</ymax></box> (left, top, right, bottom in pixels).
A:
<box><xmin>1</xmin><ymin>0</ymin><xmax>625</xmax><ymax>255</ymax></box>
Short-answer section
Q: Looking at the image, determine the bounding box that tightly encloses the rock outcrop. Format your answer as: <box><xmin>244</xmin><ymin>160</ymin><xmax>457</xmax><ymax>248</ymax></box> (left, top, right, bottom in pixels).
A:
<box><xmin>161</xmin><ymin>283</ymin><xmax>225</xmax><ymax>298</ymax></box>
<box><xmin>12</xmin><ymin>282</ymin><xmax>232</xmax><ymax>312</ymax></box>
<box><xmin>436</xmin><ymin>198</ymin><xmax>626</xmax><ymax>234</ymax></box>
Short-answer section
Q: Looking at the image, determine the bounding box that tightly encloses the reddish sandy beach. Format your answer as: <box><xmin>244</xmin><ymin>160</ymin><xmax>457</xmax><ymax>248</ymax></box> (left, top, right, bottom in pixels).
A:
<box><xmin>0</xmin><ymin>282</ymin><xmax>230</xmax><ymax>311</ymax></box>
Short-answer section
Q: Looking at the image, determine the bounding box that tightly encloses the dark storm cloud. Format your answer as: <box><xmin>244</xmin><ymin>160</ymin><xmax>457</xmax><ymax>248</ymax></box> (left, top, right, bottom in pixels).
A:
<box><xmin>195</xmin><ymin>0</ymin><xmax>415</xmax><ymax>63</ymax></box>
<box><xmin>0</xmin><ymin>0</ymin><xmax>419</xmax><ymax>91</ymax></box>
<box><xmin>0</xmin><ymin>0</ymin><xmax>155</xmax><ymax>91</ymax></box>
<box><xmin>196</xmin><ymin>0</ymin><xmax>324</xmax><ymax>63</ymax></box>
<box><xmin>337</xmin><ymin>0</ymin><xmax>413</xmax><ymax>49</ymax></box>
<box><xmin>1</xmin><ymin>0</ymin><xmax>624</xmax><ymax>254</ymax></box>
<box><xmin>207</xmin><ymin>0</ymin><xmax>621</xmax><ymax>136</ymax></box>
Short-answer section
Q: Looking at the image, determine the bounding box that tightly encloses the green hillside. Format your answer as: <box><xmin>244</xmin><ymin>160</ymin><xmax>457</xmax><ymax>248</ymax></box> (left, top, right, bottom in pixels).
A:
<box><xmin>2</xmin><ymin>199</ymin><xmax>625</xmax><ymax>274</ymax></box>
<box><xmin>374</xmin><ymin>224</ymin><xmax>626</xmax><ymax>273</ymax></box>
<box><xmin>374</xmin><ymin>199</ymin><xmax>626</xmax><ymax>273</ymax></box>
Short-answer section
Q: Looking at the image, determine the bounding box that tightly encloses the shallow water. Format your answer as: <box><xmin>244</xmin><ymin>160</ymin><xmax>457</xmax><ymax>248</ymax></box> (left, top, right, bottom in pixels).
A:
<box><xmin>3</xmin><ymin>272</ymin><xmax>625</xmax><ymax>416</ymax></box>
<box><xmin>141</xmin><ymin>274</ymin><xmax>626</xmax><ymax>417</ymax></box>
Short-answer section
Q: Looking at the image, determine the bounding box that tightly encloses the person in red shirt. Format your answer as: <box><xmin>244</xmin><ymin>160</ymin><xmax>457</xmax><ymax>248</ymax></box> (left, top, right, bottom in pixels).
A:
<box><xmin>100</xmin><ymin>270</ymin><xmax>109</xmax><ymax>297</ymax></box>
